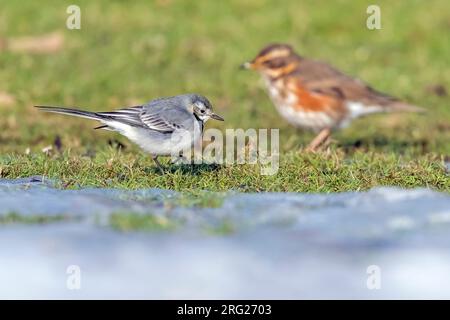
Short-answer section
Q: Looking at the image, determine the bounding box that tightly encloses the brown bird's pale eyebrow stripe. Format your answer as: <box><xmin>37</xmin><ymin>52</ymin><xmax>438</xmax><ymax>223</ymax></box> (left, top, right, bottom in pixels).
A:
<box><xmin>256</xmin><ymin>49</ymin><xmax>291</xmax><ymax>63</ymax></box>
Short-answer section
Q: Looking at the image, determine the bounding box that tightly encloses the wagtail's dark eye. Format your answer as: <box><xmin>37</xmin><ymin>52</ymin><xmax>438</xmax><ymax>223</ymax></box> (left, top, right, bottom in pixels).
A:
<box><xmin>200</xmin><ymin>109</ymin><xmax>205</xmax><ymax>114</ymax></box>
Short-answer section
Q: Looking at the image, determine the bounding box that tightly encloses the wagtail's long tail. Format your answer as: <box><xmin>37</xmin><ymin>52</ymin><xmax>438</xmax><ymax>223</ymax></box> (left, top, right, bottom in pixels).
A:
<box><xmin>35</xmin><ymin>105</ymin><xmax>145</xmax><ymax>130</ymax></box>
<box><xmin>35</xmin><ymin>106</ymin><xmax>105</xmax><ymax>121</ymax></box>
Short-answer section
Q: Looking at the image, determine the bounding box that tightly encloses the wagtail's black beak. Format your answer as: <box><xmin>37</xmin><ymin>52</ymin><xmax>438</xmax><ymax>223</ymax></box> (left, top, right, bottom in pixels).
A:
<box><xmin>210</xmin><ymin>113</ymin><xmax>224</xmax><ymax>121</ymax></box>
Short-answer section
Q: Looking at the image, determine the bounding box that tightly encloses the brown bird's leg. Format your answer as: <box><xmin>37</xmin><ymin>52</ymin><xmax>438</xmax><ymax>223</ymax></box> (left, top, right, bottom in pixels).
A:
<box><xmin>306</xmin><ymin>128</ymin><xmax>332</xmax><ymax>152</ymax></box>
<box><xmin>152</xmin><ymin>155</ymin><xmax>164</xmax><ymax>173</ymax></box>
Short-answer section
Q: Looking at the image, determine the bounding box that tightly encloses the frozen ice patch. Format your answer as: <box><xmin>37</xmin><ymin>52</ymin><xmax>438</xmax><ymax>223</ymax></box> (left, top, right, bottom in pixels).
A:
<box><xmin>0</xmin><ymin>177</ymin><xmax>449</xmax><ymax>299</ymax></box>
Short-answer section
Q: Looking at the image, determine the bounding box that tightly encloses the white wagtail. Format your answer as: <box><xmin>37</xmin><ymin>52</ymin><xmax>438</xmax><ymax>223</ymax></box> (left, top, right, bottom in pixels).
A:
<box><xmin>36</xmin><ymin>94</ymin><xmax>224</xmax><ymax>170</ymax></box>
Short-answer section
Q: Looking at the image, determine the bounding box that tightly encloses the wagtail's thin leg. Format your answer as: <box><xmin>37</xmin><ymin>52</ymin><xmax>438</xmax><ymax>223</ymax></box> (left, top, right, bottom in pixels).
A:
<box><xmin>172</xmin><ymin>153</ymin><xmax>190</xmax><ymax>165</ymax></box>
<box><xmin>306</xmin><ymin>128</ymin><xmax>331</xmax><ymax>152</ymax></box>
<box><xmin>152</xmin><ymin>155</ymin><xmax>164</xmax><ymax>173</ymax></box>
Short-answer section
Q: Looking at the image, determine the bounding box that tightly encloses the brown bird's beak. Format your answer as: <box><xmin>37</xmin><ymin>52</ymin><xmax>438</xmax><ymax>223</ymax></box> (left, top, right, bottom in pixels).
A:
<box><xmin>210</xmin><ymin>113</ymin><xmax>224</xmax><ymax>121</ymax></box>
<box><xmin>240</xmin><ymin>61</ymin><xmax>253</xmax><ymax>70</ymax></box>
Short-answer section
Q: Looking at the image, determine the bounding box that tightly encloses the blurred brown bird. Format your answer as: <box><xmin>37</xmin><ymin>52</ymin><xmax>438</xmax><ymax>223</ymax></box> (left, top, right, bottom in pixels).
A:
<box><xmin>242</xmin><ymin>44</ymin><xmax>424</xmax><ymax>151</ymax></box>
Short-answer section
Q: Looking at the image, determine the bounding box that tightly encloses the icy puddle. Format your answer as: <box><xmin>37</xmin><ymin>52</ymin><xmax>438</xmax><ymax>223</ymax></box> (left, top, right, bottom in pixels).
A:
<box><xmin>0</xmin><ymin>177</ymin><xmax>450</xmax><ymax>299</ymax></box>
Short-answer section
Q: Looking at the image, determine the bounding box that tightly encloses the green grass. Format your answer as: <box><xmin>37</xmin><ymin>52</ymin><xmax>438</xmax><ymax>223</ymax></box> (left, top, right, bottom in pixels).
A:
<box><xmin>109</xmin><ymin>211</ymin><xmax>238</xmax><ymax>235</ymax></box>
<box><xmin>0</xmin><ymin>212</ymin><xmax>73</xmax><ymax>224</ymax></box>
<box><xmin>203</xmin><ymin>219</ymin><xmax>236</xmax><ymax>236</ymax></box>
<box><xmin>0</xmin><ymin>0</ymin><xmax>449</xmax><ymax>192</ymax></box>
<box><xmin>166</xmin><ymin>190</ymin><xmax>226</xmax><ymax>208</ymax></box>
<box><xmin>0</xmin><ymin>151</ymin><xmax>447</xmax><ymax>192</ymax></box>
<box><xmin>109</xmin><ymin>212</ymin><xmax>177</xmax><ymax>232</ymax></box>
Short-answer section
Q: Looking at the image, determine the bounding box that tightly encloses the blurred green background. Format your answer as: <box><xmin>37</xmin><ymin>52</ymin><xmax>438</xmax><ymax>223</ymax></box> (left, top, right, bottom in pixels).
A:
<box><xmin>0</xmin><ymin>0</ymin><xmax>448</xmax><ymax>191</ymax></box>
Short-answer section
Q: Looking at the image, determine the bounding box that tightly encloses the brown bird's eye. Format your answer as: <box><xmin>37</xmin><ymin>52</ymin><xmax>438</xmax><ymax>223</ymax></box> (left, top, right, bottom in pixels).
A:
<box><xmin>264</xmin><ymin>58</ymin><xmax>286</xmax><ymax>68</ymax></box>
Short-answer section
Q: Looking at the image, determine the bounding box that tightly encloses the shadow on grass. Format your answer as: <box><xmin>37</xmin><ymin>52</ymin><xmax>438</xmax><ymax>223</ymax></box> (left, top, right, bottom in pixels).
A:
<box><xmin>144</xmin><ymin>163</ymin><xmax>223</xmax><ymax>176</ymax></box>
<box><xmin>339</xmin><ymin>136</ymin><xmax>429</xmax><ymax>154</ymax></box>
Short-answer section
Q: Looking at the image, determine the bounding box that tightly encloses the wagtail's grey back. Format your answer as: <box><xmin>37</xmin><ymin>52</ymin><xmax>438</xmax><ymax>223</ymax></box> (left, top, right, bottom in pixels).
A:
<box><xmin>36</xmin><ymin>93</ymin><xmax>224</xmax><ymax>170</ymax></box>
